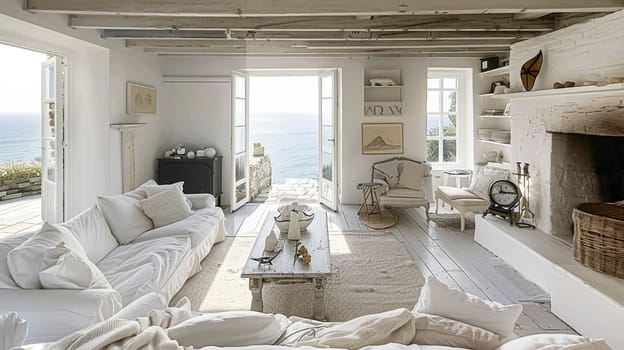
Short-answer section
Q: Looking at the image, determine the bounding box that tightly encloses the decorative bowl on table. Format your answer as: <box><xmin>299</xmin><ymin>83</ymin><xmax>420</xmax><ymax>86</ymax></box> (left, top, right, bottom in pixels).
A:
<box><xmin>274</xmin><ymin>203</ymin><xmax>315</xmax><ymax>233</ymax></box>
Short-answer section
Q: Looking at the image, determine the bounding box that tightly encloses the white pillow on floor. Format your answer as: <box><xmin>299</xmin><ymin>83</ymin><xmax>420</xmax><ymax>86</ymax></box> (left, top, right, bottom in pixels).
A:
<box><xmin>97</xmin><ymin>194</ymin><xmax>154</xmax><ymax>244</ymax></box>
<box><xmin>413</xmin><ymin>276</ymin><xmax>522</xmax><ymax>338</ymax></box>
<box><xmin>7</xmin><ymin>223</ymin><xmax>88</xmax><ymax>289</ymax></box>
<box><xmin>38</xmin><ymin>243</ymin><xmax>111</xmax><ymax>289</ymax></box>
<box><xmin>140</xmin><ymin>189</ymin><xmax>193</xmax><ymax>228</ymax></box>
<box><xmin>167</xmin><ymin>311</ymin><xmax>290</xmax><ymax>347</ymax></box>
<box><xmin>494</xmin><ymin>334</ymin><xmax>612</xmax><ymax>350</ymax></box>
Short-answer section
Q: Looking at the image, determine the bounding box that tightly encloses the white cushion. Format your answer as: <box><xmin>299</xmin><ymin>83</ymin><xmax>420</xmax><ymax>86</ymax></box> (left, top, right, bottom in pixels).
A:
<box><xmin>96</xmin><ymin>236</ymin><xmax>191</xmax><ymax>305</ymax></box>
<box><xmin>494</xmin><ymin>334</ymin><xmax>612</xmax><ymax>350</ymax></box>
<box><xmin>7</xmin><ymin>223</ymin><xmax>88</xmax><ymax>289</ymax></box>
<box><xmin>38</xmin><ymin>243</ymin><xmax>111</xmax><ymax>289</ymax></box>
<box><xmin>140</xmin><ymin>189</ymin><xmax>193</xmax><ymax>228</ymax></box>
<box><xmin>143</xmin><ymin>181</ymin><xmax>184</xmax><ymax>197</ymax></box>
<box><xmin>125</xmin><ymin>179</ymin><xmax>158</xmax><ymax>200</ymax></box>
<box><xmin>414</xmin><ymin>276</ymin><xmax>522</xmax><ymax>338</ymax></box>
<box><xmin>374</xmin><ymin>160</ymin><xmax>400</xmax><ymax>188</ymax></box>
<box><xmin>0</xmin><ymin>232</ymin><xmax>32</xmax><ymax>288</ymax></box>
<box><xmin>397</xmin><ymin>162</ymin><xmax>430</xmax><ymax>191</ymax></box>
<box><xmin>467</xmin><ymin>166</ymin><xmax>509</xmax><ymax>200</ymax></box>
<box><xmin>385</xmin><ymin>188</ymin><xmax>427</xmax><ymax>199</ymax></box>
<box><xmin>135</xmin><ymin>207</ymin><xmax>223</xmax><ymax>248</ymax></box>
<box><xmin>436</xmin><ymin>186</ymin><xmax>481</xmax><ymax>200</ymax></box>
<box><xmin>412</xmin><ymin>312</ymin><xmax>501</xmax><ymax>350</ymax></box>
<box><xmin>0</xmin><ymin>312</ymin><xmax>28</xmax><ymax>350</ymax></box>
<box><xmin>167</xmin><ymin>311</ymin><xmax>290</xmax><ymax>348</ymax></box>
<box><xmin>61</xmin><ymin>205</ymin><xmax>119</xmax><ymax>263</ymax></box>
<box><xmin>97</xmin><ymin>194</ymin><xmax>154</xmax><ymax>244</ymax></box>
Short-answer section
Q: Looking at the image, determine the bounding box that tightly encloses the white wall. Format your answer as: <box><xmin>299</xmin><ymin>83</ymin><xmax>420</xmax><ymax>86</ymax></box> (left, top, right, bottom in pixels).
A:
<box><xmin>0</xmin><ymin>1</ymin><xmax>167</xmax><ymax>215</ymax></box>
<box><xmin>161</xmin><ymin>56</ymin><xmax>481</xmax><ymax>205</ymax></box>
<box><xmin>508</xmin><ymin>10</ymin><xmax>624</xmax><ymax>235</ymax></box>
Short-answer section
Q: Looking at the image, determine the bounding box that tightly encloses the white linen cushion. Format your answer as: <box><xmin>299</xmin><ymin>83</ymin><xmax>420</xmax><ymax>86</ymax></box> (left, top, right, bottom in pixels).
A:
<box><xmin>143</xmin><ymin>181</ymin><xmax>184</xmax><ymax>197</ymax></box>
<box><xmin>140</xmin><ymin>189</ymin><xmax>193</xmax><ymax>228</ymax></box>
<box><xmin>467</xmin><ymin>166</ymin><xmax>509</xmax><ymax>200</ymax></box>
<box><xmin>61</xmin><ymin>205</ymin><xmax>119</xmax><ymax>263</ymax></box>
<box><xmin>125</xmin><ymin>179</ymin><xmax>158</xmax><ymax>200</ymax></box>
<box><xmin>412</xmin><ymin>312</ymin><xmax>501</xmax><ymax>350</ymax></box>
<box><xmin>375</xmin><ymin>160</ymin><xmax>400</xmax><ymax>188</ymax></box>
<box><xmin>97</xmin><ymin>194</ymin><xmax>154</xmax><ymax>244</ymax></box>
<box><xmin>414</xmin><ymin>276</ymin><xmax>522</xmax><ymax>338</ymax></box>
<box><xmin>135</xmin><ymin>207</ymin><xmax>223</xmax><ymax>248</ymax></box>
<box><xmin>397</xmin><ymin>162</ymin><xmax>430</xmax><ymax>191</ymax></box>
<box><xmin>96</xmin><ymin>236</ymin><xmax>191</xmax><ymax>305</ymax></box>
<box><xmin>7</xmin><ymin>223</ymin><xmax>88</xmax><ymax>289</ymax></box>
<box><xmin>38</xmin><ymin>243</ymin><xmax>111</xmax><ymax>289</ymax></box>
<box><xmin>494</xmin><ymin>334</ymin><xmax>612</xmax><ymax>350</ymax></box>
<box><xmin>436</xmin><ymin>186</ymin><xmax>481</xmax><ymax>200</ymax></box>
<box><xmin>385</xmin><ymin>188</ymin><xmax>427</xmax><ymax>199</ymax></box>
<box><xmin>167</xmin><ymin>311</ymin><xmax>290</xmax><ymax>347</ymax></box>
<box><xmin>0</xmin><ymin>231</ymin><xmax>32</xmax><ymax>288</ymax></box>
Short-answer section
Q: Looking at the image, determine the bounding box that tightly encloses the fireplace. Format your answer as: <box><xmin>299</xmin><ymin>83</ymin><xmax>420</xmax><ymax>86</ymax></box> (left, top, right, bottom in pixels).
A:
<box><xmin>549</xmin><ymin>133</ymin><xmax>624</xmax><ymax>237</ymax></box>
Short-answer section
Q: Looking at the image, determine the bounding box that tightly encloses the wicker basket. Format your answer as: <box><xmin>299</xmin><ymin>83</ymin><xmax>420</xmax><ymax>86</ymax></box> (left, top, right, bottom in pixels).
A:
<box><xmin>572</xmin><ymin>203</ymin><xmax>624</xmax><ymax>278</ymax></box>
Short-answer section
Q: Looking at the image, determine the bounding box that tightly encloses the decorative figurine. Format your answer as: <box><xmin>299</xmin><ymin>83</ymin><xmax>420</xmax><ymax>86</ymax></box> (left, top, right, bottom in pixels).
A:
<box><xmin>294</xmin><ymin>242</ymin><xmax>311</xmax><ymax>265</ymax></box>
<box><xmin>264</xmin><ymin>230</ymin><xmax>278</xmax><ymax>252</ymax></box>
<box><xmin>251</xmin><ymin>248</ymin><xmax>282</xmax><ymax>267</ymax></box>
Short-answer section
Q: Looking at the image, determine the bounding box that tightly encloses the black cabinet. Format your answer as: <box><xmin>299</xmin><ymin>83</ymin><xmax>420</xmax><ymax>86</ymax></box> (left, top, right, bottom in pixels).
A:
<box><xmin>157</xmin><ymin>157</ymin><xmax>222</xmax><ymax>206</ymax></box>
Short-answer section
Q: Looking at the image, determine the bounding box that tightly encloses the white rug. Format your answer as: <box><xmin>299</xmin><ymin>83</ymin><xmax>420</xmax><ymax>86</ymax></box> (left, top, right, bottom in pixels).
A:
<box><xmin>172</xmin><ymin>231</ymin><xmax>425</xmax><ymax>321</ymax></box>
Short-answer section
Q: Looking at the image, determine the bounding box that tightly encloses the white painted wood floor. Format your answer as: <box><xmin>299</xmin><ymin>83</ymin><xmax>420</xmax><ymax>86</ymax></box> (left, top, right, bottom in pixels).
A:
<box><xmin>225</xmin><ymin>203</ymin><xmax>576</xmax><ymax>337</ymax></box>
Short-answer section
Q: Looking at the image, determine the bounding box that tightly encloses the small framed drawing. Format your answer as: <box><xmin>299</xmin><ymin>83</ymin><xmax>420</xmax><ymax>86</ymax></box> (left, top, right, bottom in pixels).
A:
<box><xmin>127</xmin><ymin>82</ymin><xmax>157</xmax><ymax>114</ymax></box>
<box><xmin>362</xmin><ymin>123</ymin><xmax>404</xmax><ymax>155</ymax></box>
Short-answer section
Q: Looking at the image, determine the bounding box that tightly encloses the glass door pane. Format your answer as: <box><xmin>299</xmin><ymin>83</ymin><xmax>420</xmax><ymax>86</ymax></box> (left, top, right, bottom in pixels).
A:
<box><xmin>319</xmin><ymin>71</ymin><xmax>337</xmax><ymax>210</ymax></box>
<box><xmin>231</xmin><ymin>71</ymin><xmax>249</xmax><ymax>211</ymax></box>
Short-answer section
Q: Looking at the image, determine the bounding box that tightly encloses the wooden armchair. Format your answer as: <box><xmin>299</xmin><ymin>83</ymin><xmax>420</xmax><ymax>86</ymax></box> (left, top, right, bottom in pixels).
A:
<box><xmin>371</xmin><ymin>157</ymin><xmax>433</xmax><ymax>219</ymax></box>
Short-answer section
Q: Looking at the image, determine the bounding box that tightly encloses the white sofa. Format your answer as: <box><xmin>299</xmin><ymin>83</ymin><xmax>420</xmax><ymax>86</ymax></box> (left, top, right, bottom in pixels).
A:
<box><xmin>0</xmin><ymin>182</ymin><xmax>227</xmax><ymax>344</ymax></box>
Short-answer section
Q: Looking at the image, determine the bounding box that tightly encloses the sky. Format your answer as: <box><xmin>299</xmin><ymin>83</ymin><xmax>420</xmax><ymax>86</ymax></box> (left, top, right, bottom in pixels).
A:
<box><xmin>249</xmin><ymin>76</ymin><xmax>318</xmax><ymax>114</ymax></box>
<box><xmin>0</xmin><ymin>44</ymin><xmax>48</xmax><ymax>114</ymax></box>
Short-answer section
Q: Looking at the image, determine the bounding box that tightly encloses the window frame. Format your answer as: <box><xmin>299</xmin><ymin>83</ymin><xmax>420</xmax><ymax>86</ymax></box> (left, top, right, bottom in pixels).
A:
<box><xmin>426</xmin><ymin>71</ymin><xmax>465</xmax><ymax>167</ymax></box>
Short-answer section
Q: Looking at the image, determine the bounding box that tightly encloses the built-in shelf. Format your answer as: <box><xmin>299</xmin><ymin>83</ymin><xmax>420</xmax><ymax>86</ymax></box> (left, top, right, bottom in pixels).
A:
<box><xmin>364</xmin><ymin>68</ymin><xmax>403</xmax><ymax>116</ymax></box>
<box><xmin>479</xmin><ymin>139</ymin><xmax>511</xmax><ymax>147</ymax></box>
<box><xmin>480</xmin><ymin>115</ymin><xmax>510</xmax><ymax>119</ymax></box>
<box><xmin>479</xmin><ymin>66</ymin><xmax>510</xmax><ymax>78</ymax></box>
<box><xmin>487</xmin><ymin>83</ymin><xmax>624</xmax><ymax>99</ymax></box>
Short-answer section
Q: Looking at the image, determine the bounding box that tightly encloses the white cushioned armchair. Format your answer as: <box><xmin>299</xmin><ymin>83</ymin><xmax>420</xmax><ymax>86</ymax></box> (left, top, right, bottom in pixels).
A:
<box><xmin>372</xmin><ymin>157</ymin><xmax>434</xmax><ymax>219</ymax></box>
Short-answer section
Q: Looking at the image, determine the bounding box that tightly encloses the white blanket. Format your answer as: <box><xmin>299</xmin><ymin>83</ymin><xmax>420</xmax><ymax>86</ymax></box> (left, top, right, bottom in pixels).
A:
<box><xmin>280</xmin><ymin>308</ymin><xmax>416</xmax><ymax>349</ymax></box>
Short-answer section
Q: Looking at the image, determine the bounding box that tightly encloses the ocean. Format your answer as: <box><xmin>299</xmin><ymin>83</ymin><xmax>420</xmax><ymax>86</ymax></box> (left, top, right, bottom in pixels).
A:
<box><xmin>0</xmin><ymin>112</ymin><xmax>41</xmax><ymax>163</ymax></box>
<box><xmin>250</xmin><ymin>112</ymin><xmax>319</xmax><ymax>184</ymax></box>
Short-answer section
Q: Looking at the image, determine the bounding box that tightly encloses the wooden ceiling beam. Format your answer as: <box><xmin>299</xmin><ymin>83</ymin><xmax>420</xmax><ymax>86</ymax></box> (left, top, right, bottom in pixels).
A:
<box><xmin>71</xmin><ymin>14</ymin><xmax>555</xmax><ymax>32</ymax></box>
<box><xmin>102</xmin><ymin>29</ymin><xmax>530</xmax><ymax>41</ymax></box>
<box><xmin>27</xmin><ymin>0</ymin><xmax>624</xmax><ymax>17</ymax></box>
<box><xmin>125</xmin><ymin>39</ymin><xmax>512</xmax><ymax>49</ymax></box>
<box><xmin>143</xmin><ymin>47</ymin><xmax>509</xmax><ymax>56</ymax></box>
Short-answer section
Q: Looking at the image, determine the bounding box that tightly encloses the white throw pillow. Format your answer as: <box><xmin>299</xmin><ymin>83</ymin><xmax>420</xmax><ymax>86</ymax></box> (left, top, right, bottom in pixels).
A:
<box><xmin>61</xmin><ymin>205</ymin><xmax>119</xmax><ymax>263</ymax></box>
<box><xmin>374</xmin><ymin>160</ymin><xmax>400</xmax><ymax>188</ymax></box>
<box><xmin>7</xmin><ymin>223</ymin><xmax>88</xmax><ymax>289</ymax></box>
<box><xmin>467</xmin><ymin>166</ymin><xmax>509</xmax><ymax>200</ymax></box>
<box><xmin>397</xmin><ymin>162</ymin><xmax>430</xmax><ymax>191</ymax></box>
<box><xmin>140</xmin><ymin>189</ymin><xmax>193</xmax><ymax>228</ymax></box>
<box><xmin>0</xmin><ymin>312</ymin><xmax>28</xmax><ymax>350</ymax></box>
<box><xmin>412</xmin><ymin>312</ymin><xmax>501</xmax><ymax>350</ymax></box>
<box><xmin>0</xmin><ymin>232</ymin><xmax>31</xmax><ymax>288</ymax></box>
<box><xmin>143</xmin><ymin>181</ymin><xmax>184</xmax><ymax>197</ymax></box>
<box><xmin>38</xmin><ymin>243</ymin><xmax>111</xmax><ymax>289</ymax></box>
<box><xmin>125</xmin><ymin>179</ymin><xmax>158</xmax><ymax>200</ymax></box>
<box><xmin>414</xmin><ymin>276</ymin><xmax>522</xmax><ymax>338</ymax></box>
<box><xmin>167</xmin><ymin>311</ymin><xmax>290</xmax><ymax>348</ymax></box>
<box><xmin>97</xmin><ymin>194</ymin><xmax>154</xmax><ymax>244</ymax></box>
<box><xmin>495</xmin><ymin>334</ymin><xmax>612</xmax><ymax>350</ymax></box>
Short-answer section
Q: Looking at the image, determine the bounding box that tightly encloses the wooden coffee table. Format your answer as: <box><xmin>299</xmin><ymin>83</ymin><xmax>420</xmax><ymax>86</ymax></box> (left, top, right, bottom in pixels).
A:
<box><xmin>241</xmin><ymin>208</ymin><xmax>331</xmax><ymax>320</ymax></box>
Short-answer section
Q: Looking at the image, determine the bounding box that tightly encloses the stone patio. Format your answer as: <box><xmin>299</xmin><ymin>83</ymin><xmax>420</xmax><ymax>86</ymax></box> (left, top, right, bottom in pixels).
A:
<box><xmin>0</xmin><ymin>195</ymin><xmax>42</xmax><ymax>235</ymax></box>
<box><xmin>253</xmin><ymin>178</ymin><xmax>319</xmax><ymax>204</ymax></box>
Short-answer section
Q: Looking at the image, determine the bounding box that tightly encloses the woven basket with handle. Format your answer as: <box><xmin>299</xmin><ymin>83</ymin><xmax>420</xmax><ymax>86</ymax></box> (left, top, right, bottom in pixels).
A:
<box><xmin>572</xmin><ymin>203</ymin><xmax>624</xmax><ymax>278</ymax></box>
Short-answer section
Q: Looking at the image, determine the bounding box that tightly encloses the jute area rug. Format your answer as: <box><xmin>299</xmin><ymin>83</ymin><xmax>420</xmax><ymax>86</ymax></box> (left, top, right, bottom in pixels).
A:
<box><xmin>172</xmin><ymin>231</ymin><xmax>425</xmax><ymax>321</ymax></box>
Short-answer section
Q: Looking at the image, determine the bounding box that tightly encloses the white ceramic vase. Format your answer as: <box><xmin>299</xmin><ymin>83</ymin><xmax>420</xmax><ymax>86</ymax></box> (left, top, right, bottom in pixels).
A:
<box><xmin>264</xmin><ymin>230</ymin><xmax>278</xmax><ymax>251</ymax></box>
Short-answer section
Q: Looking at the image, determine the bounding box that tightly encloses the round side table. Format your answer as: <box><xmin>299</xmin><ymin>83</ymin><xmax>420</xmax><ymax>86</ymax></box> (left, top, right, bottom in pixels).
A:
<box><xmin>356</xmin><ymin>182</ymin><xmax>383</xmax><ymax>219</ymax></box>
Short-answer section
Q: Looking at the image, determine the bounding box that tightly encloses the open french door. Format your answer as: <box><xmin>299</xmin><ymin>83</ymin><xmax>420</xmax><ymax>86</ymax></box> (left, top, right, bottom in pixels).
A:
<box><xmin>231</xmin><ymin>71</ymin><xmax>250</xmax><ymax>211</ymax></box>
<box><xmin>41</xmin><ymin>56</ymin><xmax>65</xmax><ymax>223</ymax></box>
<box><xmin>319</xmin><ymin>70</ymin><xmax>338</xmax><ymax>210</ymax></box>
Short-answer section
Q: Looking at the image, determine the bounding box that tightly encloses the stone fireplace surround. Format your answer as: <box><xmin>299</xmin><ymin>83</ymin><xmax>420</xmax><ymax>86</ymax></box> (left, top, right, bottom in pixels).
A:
<box><xmin>511</xmin><ymin>93</ymin><xmax>624</xmax><ymax>238</ymax></box>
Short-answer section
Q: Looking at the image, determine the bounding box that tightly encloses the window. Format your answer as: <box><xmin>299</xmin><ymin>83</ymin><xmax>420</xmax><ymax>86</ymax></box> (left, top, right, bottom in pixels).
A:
<box><xmin>426</xmin><ymin>73</ymin><xmax>461</xmax><ymax>164</ymax></box>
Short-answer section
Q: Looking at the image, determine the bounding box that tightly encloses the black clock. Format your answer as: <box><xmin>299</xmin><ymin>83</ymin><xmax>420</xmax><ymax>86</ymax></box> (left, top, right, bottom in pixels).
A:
<box><xmin>483</xmin><ymin>180</ymin><xmax>521</xmax><ymax>225</ymax></box>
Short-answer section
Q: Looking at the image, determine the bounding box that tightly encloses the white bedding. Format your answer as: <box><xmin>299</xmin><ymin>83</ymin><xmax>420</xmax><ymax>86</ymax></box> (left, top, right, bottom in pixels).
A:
<box><xmin>96</xmin><ymin>236</ymin><xmax>191</xmax><ymax>305</ymax></box>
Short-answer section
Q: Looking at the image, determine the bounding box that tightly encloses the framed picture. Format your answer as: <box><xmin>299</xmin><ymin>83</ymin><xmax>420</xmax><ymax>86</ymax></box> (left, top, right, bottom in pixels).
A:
<box><xmin>127</xmin><ymin>82</ymin><xmax>157</xmax><ymax>114</ymax></box>
<box><xmin>361</xmin><ymin>123</ymin><xmax>404</xmax><ymax>155</ymax></box>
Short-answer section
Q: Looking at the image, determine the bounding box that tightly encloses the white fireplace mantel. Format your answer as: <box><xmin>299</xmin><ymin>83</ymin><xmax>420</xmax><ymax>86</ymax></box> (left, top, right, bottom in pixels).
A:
<box><xmin>110</xmin><ymin>123</ymin><xmax>146</xmax><ymax>193</ymax></box>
